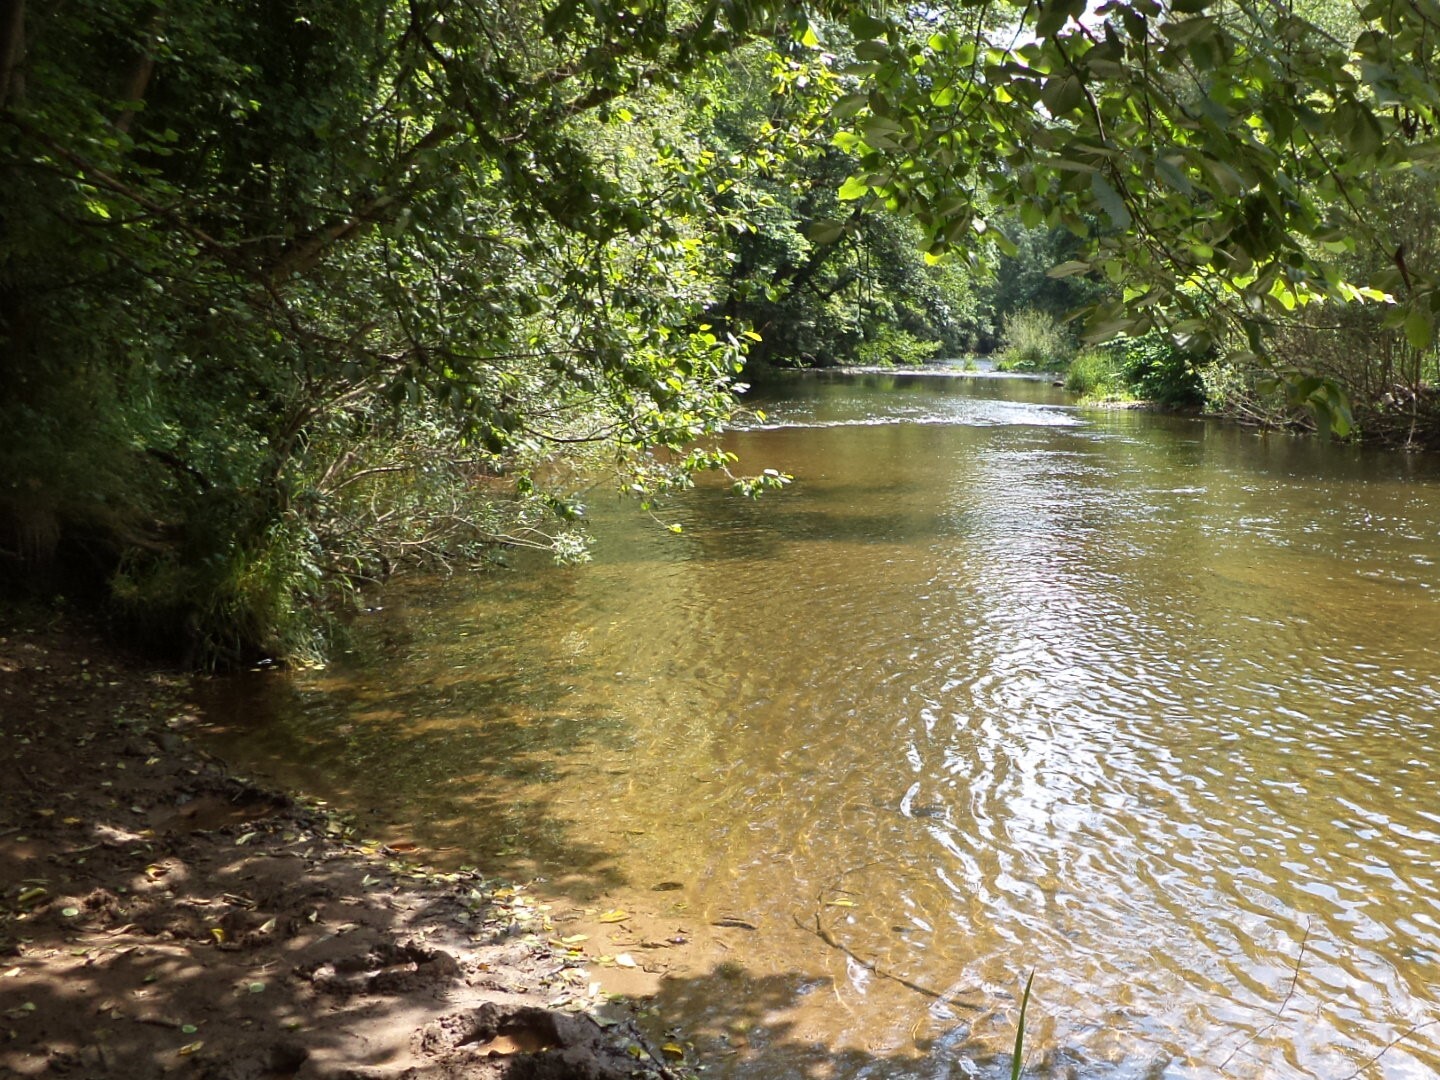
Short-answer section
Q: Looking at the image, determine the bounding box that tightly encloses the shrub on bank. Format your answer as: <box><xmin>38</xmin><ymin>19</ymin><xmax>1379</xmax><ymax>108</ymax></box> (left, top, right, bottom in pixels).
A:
<box><xmin>856</xmin><ymin>325</ymin><xmax>943</xmax><ymax>367</ymax></box>
<box><xmin>994</xmin><ymin>308</ymin><xmax>1074</xmax><ymax>372</ymax></box>
<box><xmin>1118</xmin><ymin>334</ymin><xmax>1206</xmax><ymax>407</ymax></box>
<box><xmin>1065</xmin><ymin>348</ymin><xmax>1127</xmax><ymax>398</ymax></box>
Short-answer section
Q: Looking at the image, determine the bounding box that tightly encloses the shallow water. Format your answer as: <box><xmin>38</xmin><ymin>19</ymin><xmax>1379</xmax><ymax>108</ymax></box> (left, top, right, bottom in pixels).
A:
<box><xmin>202</xmin><ymin>372</ymin><xmax>1440</xmax><ymax>1078</ymax></box>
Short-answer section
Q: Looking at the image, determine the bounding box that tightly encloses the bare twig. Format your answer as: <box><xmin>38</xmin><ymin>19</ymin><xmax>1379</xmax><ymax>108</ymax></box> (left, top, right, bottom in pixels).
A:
<box><xmin>1340</xmin><ymin>1019</ymin><xmax>1440</xmax><ymax>1079</ymax></box>
<box><xmin>792</xmin><ymin>912</ymin><xmax>983</xmax><ymax>1010</ymax></box>
<box><xmin>1218</xmin><ymin>919</ymin><xmax>1311</xmax><ymax>1072</ymax></box>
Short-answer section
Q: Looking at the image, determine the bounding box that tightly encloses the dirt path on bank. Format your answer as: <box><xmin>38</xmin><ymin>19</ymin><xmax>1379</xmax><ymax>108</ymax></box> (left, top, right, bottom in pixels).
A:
<box><xmin>0</xmin><ymin>616</ymin><xmax>688</xmax><ymax>1080</ymax></box>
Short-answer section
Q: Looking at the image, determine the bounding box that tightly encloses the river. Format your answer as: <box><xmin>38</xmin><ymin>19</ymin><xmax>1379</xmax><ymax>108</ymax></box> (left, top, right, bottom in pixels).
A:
<box><xmin>200</xmin><ymin>370</ymin><xmax>1440</xmax><ymax>1078</ymax></box>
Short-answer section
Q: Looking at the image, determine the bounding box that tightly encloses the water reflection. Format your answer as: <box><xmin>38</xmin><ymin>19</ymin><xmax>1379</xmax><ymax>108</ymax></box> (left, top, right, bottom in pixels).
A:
<box><xmin>201</xmin><ymin>375</ymin><xmax>1440</xmax><ymax>1078</ymax></box>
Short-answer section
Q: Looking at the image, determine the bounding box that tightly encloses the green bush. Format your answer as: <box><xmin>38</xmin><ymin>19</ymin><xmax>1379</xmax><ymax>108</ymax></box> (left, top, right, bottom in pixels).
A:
<box><xmin>856</xmin><ymin>325</ymin><xmax>943</xmax><ymax>367</ymax></box>
<box><xmin>995</xmin><ymin>308</ymin><xmax>1073</xmax><ymax>371</ymax></box>
<box><xmin>1118</xmin><ymin>333</ymin><xmax>1206</xmax><ymax>407</ymax></box>
<box><xmin>1064</xmin><ymin>348</ymin><xmax>1127</xmax><ymax>397</ymax></box>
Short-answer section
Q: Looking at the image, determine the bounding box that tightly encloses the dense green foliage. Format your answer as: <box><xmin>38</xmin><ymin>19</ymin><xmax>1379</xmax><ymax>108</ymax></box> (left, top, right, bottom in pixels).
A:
<box><xmin>1118</xmin><ymin>335</ymin><xmax>1207</xmax><ymax>409</ymax></box>
<box><xmin>1064</xmin><ymin>348</ymin><xmax>1127</xmax><ymax>398</ymax></box>
<box><xmin>696</xmin><ymin>41</ymin><xmax>984</xmax><ymax>369</ymax></box>
<box><xmin>835</xmin><ymin>0</ymin><xmax>1440</xmax><ymax>431</ymax></box>
<box><xmin>5</xmin><ymin>0</ymin><xmax>1440</xmax><ymax>661</ymax></box>
<box><xmin>2</xmin><ymin>0</ymin><xmax>813</xmax><ymax>661</ymax></box>
<box><xmin>995</xmin><ymin>308</ymin><xmax>1073</xmax><ymax>372</ymax></box>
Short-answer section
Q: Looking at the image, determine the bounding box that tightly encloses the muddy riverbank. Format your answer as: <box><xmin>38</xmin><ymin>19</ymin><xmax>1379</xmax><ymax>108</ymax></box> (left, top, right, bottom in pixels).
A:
<box><xmin>0</xmin><ymin>613</ymin><xmax>689</xmax><ymax>1080</ymax></box>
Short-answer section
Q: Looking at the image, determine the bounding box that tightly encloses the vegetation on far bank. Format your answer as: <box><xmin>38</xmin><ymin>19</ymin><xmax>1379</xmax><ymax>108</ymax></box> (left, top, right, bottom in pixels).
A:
<box><xmin>5</xmin><ymin>0</ymin><xmax>1440</xmax><ymax>664</ymax></box>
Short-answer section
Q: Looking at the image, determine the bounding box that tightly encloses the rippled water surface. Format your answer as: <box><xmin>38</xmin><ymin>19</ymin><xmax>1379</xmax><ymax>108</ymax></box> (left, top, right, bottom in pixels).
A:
<box><xmin>203</xmin><ymin>372</ymin><xmax>1440</xmax><ymax>1078</ymax></box>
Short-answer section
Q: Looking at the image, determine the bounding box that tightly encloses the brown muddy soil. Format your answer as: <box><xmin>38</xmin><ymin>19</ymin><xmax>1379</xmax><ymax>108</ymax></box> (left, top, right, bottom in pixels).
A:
<box><xmin>0</xmin><ymin>615</ymin><xmax>689</xmax><ymax>1080</ymax></box>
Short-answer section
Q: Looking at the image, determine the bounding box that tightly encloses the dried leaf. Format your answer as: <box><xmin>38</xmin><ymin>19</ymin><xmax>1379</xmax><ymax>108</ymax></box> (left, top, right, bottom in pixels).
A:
<box><xmin>614</xmin><ymin>953</ymin><xmax>637</xmax><ymax>969</ymax></box>
<box><xmin>598</xmin><ymin>909</ymin><xmax>629</xmax><ymax>924</ymax></box>
<box><xmin>177</xmin><ymin>1040</ymin><xmax>204</xmax><ymax>1056</ymax></box>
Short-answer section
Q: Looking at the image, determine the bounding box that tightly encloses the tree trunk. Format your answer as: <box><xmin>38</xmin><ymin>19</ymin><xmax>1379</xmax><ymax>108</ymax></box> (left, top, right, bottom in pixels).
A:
<box><xmin>0</xmin><ymin>0</ymin><xmax>25</xmax><ymax>110</ymax></box>
<box><xmin>115</xmin><ymin>11</ymin><xmax>164</xmax><ymax>134</ymax></box>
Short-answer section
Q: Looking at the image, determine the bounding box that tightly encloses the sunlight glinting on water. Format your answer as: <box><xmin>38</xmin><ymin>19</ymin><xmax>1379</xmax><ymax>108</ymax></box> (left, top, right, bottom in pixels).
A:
<box><xmin>203</xmin><ymin>373</ymin><xmax>1440</xmax><ymax>1078</ymax></box>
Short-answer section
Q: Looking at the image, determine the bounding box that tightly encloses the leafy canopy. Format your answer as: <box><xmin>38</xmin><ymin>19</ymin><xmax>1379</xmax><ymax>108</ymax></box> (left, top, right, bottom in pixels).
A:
<box><xmin>829</xmin><ymin>0</ymin><xmax>1440</xmax><ymax>383</ymax></box>
<box><xmin>3</xmin><ymin>0</ymin><xmax>1438</xmax><ymax>658</ymax></box>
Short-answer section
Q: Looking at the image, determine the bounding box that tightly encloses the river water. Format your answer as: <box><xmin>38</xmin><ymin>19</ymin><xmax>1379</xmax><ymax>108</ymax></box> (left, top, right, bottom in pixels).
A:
<box><xmin>202</xmin><ymin>371</ymin><xmax>1440</xmax><ymax>1078</ymax></box>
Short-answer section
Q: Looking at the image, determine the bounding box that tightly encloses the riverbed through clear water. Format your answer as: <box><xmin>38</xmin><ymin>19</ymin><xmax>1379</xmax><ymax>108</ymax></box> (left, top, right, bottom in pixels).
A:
<box><xmin>200</xmin><ymin>370</ymin><xmax>1440</xmax><ymax>1078</ymax></box>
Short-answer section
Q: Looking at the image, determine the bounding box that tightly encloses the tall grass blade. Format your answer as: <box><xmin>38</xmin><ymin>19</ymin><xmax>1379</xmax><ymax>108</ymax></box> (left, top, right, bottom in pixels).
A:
<box><xmin>1010</xmin><ymin>970</ymin><xmax>1035</xmax><ymax>1080</ymax></box>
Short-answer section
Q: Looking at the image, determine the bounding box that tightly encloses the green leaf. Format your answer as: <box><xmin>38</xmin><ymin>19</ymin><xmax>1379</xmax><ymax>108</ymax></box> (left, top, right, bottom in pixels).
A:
<box><xmin>1154</xmin><ymin>156</ymin><xmax>1192</xmax><ymax>195</ymax></box>
<box><xmin>837</xmin><ymin>176</ymin><xmax>871</xmax><ymax>202</ymax></box>
<box><xmin>1404</xmin><ymin>308</ymin><xmax>1433</xmax><ymax>350</ymax></box>
<box><xmin>1090</xmin><ymin>174</ymin><xmax>1132</xmax><ymax>228</ymax></box>
<box><xmin>848</xmin><ymin>12</ymin><xmax>889</xmax><ymax>38</ymax></box>
<box><xmin>1048</xmin><ymin>260</ymin><xmax>1092</xmax><ymax>278</ymax></box>
<box><xmin>1200</xmin><ymin>158</ymin><xmax>1246</xmax><ymax>197</ymax></box>
<box><xmin>1011</xmin><ymin>971</ymin><xmax>1035</xmax><ymax>1080</ymax></box>
<box><xmin>1041</xmin><ymin>76</ymin><xmax>1084</xmax><ymax>116</ymax></box>
<box><xmin>1162</xmin><ymin>16</ymin><xmax>1217</xmax><ymax>45</ymax></box>
<box><xmin>1036</xmin><ymin>0</ymin><xmax>1085</xmax><ymax>38</ymax></box>
<box><xmin>1339</xmin><ymin>101</ymin><xmax>1384</xmax><ymax>160</ymax></box>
